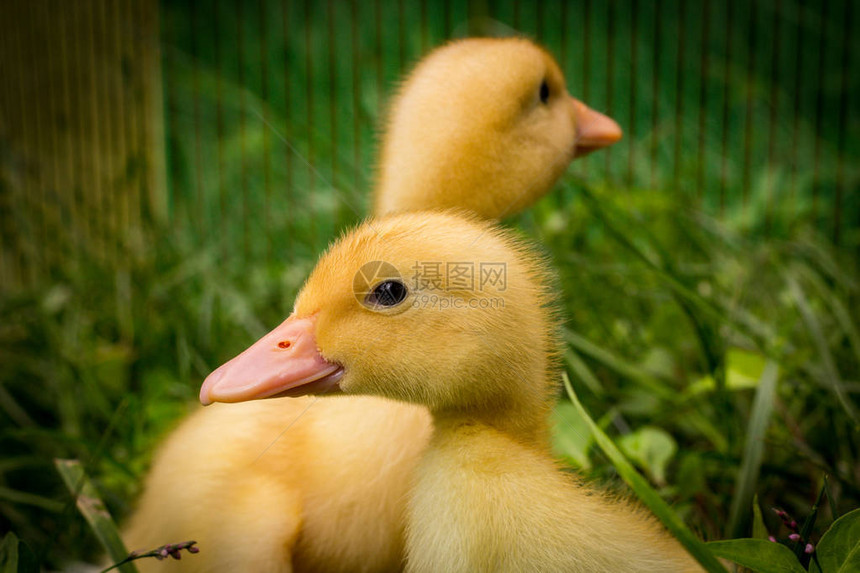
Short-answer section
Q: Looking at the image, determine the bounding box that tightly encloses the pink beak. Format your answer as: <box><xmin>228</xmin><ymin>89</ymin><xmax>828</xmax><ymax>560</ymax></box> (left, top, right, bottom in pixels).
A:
<box><xmin>199</xmin><ymin>315</ymin><xmax>344</xmax><ymax>405</ymax></box>
<box><xmin>571</xmin><ymin>98</ymin><xmax>623</xmax><ymax>158</ymax></box>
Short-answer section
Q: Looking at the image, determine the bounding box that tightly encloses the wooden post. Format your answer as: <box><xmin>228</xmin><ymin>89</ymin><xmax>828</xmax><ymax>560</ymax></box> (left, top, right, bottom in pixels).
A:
<box><xmin>0</xmin><ymin>0</ymin><xmax>166</xmax><ymax>290</ymax></box>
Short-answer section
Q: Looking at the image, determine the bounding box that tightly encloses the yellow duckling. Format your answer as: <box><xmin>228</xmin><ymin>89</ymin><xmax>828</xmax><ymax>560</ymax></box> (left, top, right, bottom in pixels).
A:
<box><xmin>201</xmin><ymin>212</ymin><xmax>701</xmax><ymax>572</ymax></box>
<box><xmin>124</xmin><ymin>37</ymin><xmax>621</xmax><ymax>572</ymax></box>
<box><xmin>375</xmin><ymin>37</ymin><xmax>621</xmax><ymax>219</ymax></box>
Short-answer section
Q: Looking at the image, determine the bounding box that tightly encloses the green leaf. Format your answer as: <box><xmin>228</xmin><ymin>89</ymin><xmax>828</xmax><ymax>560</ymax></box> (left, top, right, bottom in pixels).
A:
<box><xmin>0</xmin><ymin>532</ymin><xmax>38</xmax><ymax>573</ymax></box>
<box><xmin>706</xmin><ymin>539</ymin><xmax>806</xmax><ymax>573</ymax></box>
<box><xmin>552</xmin><ymin>401</ymin><xmax>593</xmax><ymax>470</ymax></box>
<box><xmin>562</xmin><ymin>373</ymin><xmax>728</xmax><ymax>573</ymax></box>
<box><xmin>686</xmin><ymin>348</ymin><xmax>768</xmax><ymax>395</ymax></box>
<box><xmin>726</xmin><ymin>348</ymin><xmax>768</xmax><ymax>389</ymax></box>
<box><xmin>618</xmin><ymin>426</ymin><xmax>677</xmax><ymax>486</ymax></box>
<box><xmin>810</xmin><ymin>508</ymin><xmax>860</xmax><ymax>573</ymax></box>
<box><xmin>54</xmin><ymin>459</ymin><xmax>138</xmax><ymax>573</ymax></box>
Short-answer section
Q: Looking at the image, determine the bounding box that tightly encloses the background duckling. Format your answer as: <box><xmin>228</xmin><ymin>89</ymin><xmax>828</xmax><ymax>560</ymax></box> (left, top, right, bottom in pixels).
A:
<box><xmin>201</xmin><ymin>212</ymin><xmax>701</xmax><ymax>573</ymax></box>
<box><xmin>124</xmin><ymin>37</ymin><xmax>621</xmax><ymax>572</ymax></box>
<box><xmin>375</xmin><ymin>37</ymin><xmax>621</xmax><ymax>219</ymax></box>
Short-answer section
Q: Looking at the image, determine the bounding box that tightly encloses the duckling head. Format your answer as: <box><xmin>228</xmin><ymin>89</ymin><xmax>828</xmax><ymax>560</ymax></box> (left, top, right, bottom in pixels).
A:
<box><xmin>374</xmin><ymin>37</ymin><xmax>622</xmax><ymax>219</ymax></box>
<box><xmin>201</xmin><ymin>212</ymin><xmax>560</xmax><ymax>435</ymax></box>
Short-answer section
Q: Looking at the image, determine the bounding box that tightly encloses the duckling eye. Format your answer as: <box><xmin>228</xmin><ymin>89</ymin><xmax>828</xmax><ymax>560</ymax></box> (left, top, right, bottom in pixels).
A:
<box><xmin>539</xmin><ymin>80</ymin><xmax>550</xmax><ymax>104</ymax></box>
<box><xmin>365</xmin><ymin>280</ymin><xmax>408</xmax><ymax>309</ymax></box>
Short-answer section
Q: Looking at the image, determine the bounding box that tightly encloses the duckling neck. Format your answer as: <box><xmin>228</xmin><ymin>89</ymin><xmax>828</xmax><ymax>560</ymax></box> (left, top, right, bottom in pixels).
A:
<box><xmin>431</xmin><ymin>396</ymin><xmax>553</xmax><ymax>450</ymax></box>
<box><xmin>429</xmin><ymin>367</ymin><xmax>557</xmax><ymax>447</ymax></box>
<box><xmin>406</xmin><ymin>413</ymin><xmax>560</xmax><ymax>573</ymax></box>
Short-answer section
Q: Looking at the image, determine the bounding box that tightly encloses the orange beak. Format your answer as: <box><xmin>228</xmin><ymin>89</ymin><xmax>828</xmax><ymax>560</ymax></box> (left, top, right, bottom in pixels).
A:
<box><xmin>571</xmin><ymin>98</ymin><xmax>623</xmax><ymax>158</ymax></box>
<box><xmin>199</xmin><ymin>315</ymin><xmax>344</xmax><ymax>405</ymax></box>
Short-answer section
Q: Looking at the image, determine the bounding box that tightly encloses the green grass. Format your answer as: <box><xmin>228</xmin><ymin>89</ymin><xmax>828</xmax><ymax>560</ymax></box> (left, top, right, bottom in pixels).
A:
<box><xmin>540</xmin><ymin>178</ymin><xmax>859</xmax><ymax>538</ymax></box>
<box><xmin>3</xmin><ymin>174</ymin><xmax>857</xmax><ymax>568</ymax></box>
<box><xmin>1</xmin><ymin>0</ymin><xmax>858</xmax><ymax>568</ymax></box>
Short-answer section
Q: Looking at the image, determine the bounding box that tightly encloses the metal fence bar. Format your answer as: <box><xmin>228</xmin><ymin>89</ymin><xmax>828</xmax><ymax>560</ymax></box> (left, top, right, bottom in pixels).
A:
<box><xmin>25</xmin><ymin>1</ymin><xmax>49</xmax><ymax>275</ymax></box>
<box><xmin>259</xmin><ymin>0</ymin><xmax>272</xmax><ymax>260</ymax></box>
<box><xmin>1</xmin><ymin>7</ymin><xmax>25</xmax><ymax>286</ymax></box>
<box><xmin>99</xmin><ymin>0</ymin><xmax>118</xmax><ymax>262</ymax></box>
<box><xmin>190</xmin><ymin>0</ymin><xmax>205</xmax><ymax>241</ymax></box>
<box><xmin>696</xmin><ymin>0</ymin><xmax>709</xmax><ymax>203</ymax></box>
<box><xmin>741</xmin><ymin>1</ymin><xmax>755</xmax><ymax>214</ymax></box>
<box><xmin>789</xmin><ymin>1</ymin><xmax>802</xmax><ymax>222</ymax></box>
<box><xmin>236</xmin><ymin>0</ymin><xmax>248</xmax><ymax>256</ymax></box>
<box><xmin>626</xmin><ymin>0</ymin><xmax>637</xmax><ymax>187</ymax></box>
<box><xmin>811</xmin><ymin>0</ymin><xmax>828</xmax><ymax>225</ymax></box>
<box><xmin>672</xmin><ymin>0</ymin><xmax>686</xmax><ymax>193</ymax></box>
<box><xmin>303</xmin><ymin>0</ymin><xmax>316</xmax><ymax>249</ymax></box>
<box><xmin>57</xmin><ymin>0</ymin><xmax>81</xmax><ymax>271</ymax></box>
<box><xmin>35</xmin><ymin>1</ymin><xmax>58</xmax><ymax>271</ymax></box>
<box><xmin>606</xmin><ymin>0</ymin><xmax>616</xmax><ymax>181</ymax></box>
<box><xmin>834</xmin><ymin>0</ymin><xmax>851</xmax><ymax>246</ymax></box>
<box><xmin>281</xmin><ymin>0</ymin><xmax>294</xmax><ymax>242</ymax></box>
<box><xmin>110</xmin><ymin>0</ymin><xmax>130</xmax><ymax>251</ymax></box>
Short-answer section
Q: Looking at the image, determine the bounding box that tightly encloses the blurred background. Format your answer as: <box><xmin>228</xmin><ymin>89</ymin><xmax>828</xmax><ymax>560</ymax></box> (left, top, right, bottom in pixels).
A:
<box><xmin>0</xmin><ymin>0</ymin><xmax>857</xmax><ymax>568</ymax></box>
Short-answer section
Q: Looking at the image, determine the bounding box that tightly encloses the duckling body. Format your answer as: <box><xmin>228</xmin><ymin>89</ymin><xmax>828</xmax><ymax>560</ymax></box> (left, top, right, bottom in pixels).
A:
<box><xmin>125</xmin><ymin>397</ymin><xmax>428</xmax><ymax>573</ymax></box>
<box><xmin>125</xmin><ymin>37</ymin><xmax>621</xmax><ymax>572</ymax></box>
<box><xmin>408</xmin><ymin>418</ymin><xmax>698</xmax><ymax>572</ymax></box>
<box><xmin>201</xmin><ymin>213</ymin><xmax>701</xmax><ymax>572</ymax></box>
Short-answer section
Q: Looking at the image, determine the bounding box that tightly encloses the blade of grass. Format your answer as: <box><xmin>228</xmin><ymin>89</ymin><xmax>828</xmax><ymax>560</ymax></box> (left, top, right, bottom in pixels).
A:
<box><xmin>562</xmin><ymin>373</ymin><xmax>728</xmax><ymax>572</ymax></box>
<box><xmin>0</xmin><ymin>486</ymin><xmax>65</xmax><ymax>513</ymax></box>
<box><xmin>824</xmin><ymin>474</ymin><xmax>839</xmax><ymax>521</ymax></box>
<box><xmin>787</xmin><ymin>236</ymin><xmax>858</xmax><ymax>292</ymax></box>
<box><xmin>727</xmin><ymin>360</ymin><xmax>779</xmax><ymax>538</ymax></box>
<box><xmin>565</xmin><ymin>329</ymin><xmax>674</xmax><ymax>399</ymax></box>
<box><xmin>54</xmin><ymin>459</ymin><xmax>137</xmax><ymax>573</ymax></box>
<box><xmin>795</xmin><ymin>480</ymin><xmax>827</xmax><ymax>560</ymax></box>
<box><xmin>553</xmin><ymin>401</ymin><xmax>594</xmax><ymax>470</ymax></box>
<box><xmin>675</xmin><ymin>295</ymin><xmax>726</xmax><ymax>391</ymax></box>
<box><xmin>799</xmin><ymin>264</ymin><xmax>860</xmax><ymax>371</ymax></box>
<box><xmin>752</xmin><ymin>495</ymin><xmax>769</xmax><ymax>540</ymax></box>
<box><xmin>0</xmin><ymin>531</ymin><xmax>39</xmax><ymax>573</ymax></box>
<box><xmin>564</xmin><ymin>348</ymin><xmax>605</xmax><ymax>396</ymax></box>
<box><xmin>785</xmin><ymin>272</ymin><xmax>860</xmax><ymax>427</ymax></box>
<box><xmin>0</xmin><ymin>383</ymin><xmax>35</xmax><ymax>428</ymax></box>
<box><xmin>684</xmin><ymin>413</ymin><xmax>730</xmax><ymax>454</ymax></box>
<box><xmin>569</xmin><ymin>180</ymin><xmax>778</xmax><ymax>358</ymax></box>
<box><xmin>571</xmin><ymin>183</ymin><xmax>726</xmax><ymax>323</ymax></box>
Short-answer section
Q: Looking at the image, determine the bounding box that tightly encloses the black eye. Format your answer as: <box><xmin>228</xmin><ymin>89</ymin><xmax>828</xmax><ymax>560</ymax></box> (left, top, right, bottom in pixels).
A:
<box><xmin>365</xmin><ymin>280</ymin><xmax>408</xmax><ymax>309</ymax></box>
<box><xmin>539</xmin><ymin>80</ymin><xmax>550</xmax><ymax>104</ymax></box>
